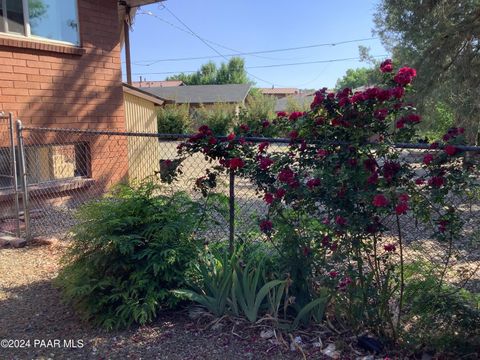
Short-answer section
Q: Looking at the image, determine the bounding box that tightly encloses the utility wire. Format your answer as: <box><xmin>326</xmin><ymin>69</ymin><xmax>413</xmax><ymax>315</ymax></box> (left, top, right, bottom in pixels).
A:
<box><xmin>131</xmin><ymin>54</ymin><xmax>387</xmax><ymax>75</ymax></box>
<box><xmin>159</xmin><ymin>5</ymin><xmax>278</xmax><ymax>86</ymax></box>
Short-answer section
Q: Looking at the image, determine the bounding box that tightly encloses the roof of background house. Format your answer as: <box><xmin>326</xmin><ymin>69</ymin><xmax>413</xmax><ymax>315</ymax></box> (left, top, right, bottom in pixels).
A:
<box><xmin>274</xmin><ymin>94</ymin><xmax>315</xmax><ymax>112</ymax></box>
<box><xmin>134</xmin><ymin>80</ymin><xmax>184</xmax><ymax>88</ymax></box>
<box><xmin>142</xmin><ymin>84</ymin><xmax>252</xmax><ymax>104</ymax></box>
<box><xmin>122</xmin><ymin>83</ymin><xmax>166</xmax><ymax>105</ymax></box>
<box><xmin>260</xmin><ymin>88</ymin><xmax>299</xmax><ymax>95</ymax></box>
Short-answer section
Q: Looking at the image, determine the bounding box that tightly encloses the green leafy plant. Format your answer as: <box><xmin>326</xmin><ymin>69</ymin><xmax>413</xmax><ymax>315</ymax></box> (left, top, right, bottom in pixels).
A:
<box><xmin>192</xmin><ymin>103</ymin><xmax>237</xmax><ymax>135</ymax></box>
<box><xmin>157</xmin><ymin>104</ymin><xmax>192</xmax><ymax>134</ymax></box>
<box><xmin>56</xmin><ymin>181</ymin><xmax>206</xmax><ymax>329</ymax></box>
<box><xmin>233</xmin><ymin>257</ymin><xmax>286</xmax><ymax>323</ymax></box>
<box><xmin>174</xmin><ymin>249</ymin><xmax>237</xmax><ymax>317</ymax></box>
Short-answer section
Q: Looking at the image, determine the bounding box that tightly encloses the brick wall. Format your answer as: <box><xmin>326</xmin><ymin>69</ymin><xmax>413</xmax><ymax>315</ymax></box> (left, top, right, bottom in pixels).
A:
<box><xmin>0</xmin><ymin>0</ymin><xmax>127</xmax><ymax>185</ymax></box>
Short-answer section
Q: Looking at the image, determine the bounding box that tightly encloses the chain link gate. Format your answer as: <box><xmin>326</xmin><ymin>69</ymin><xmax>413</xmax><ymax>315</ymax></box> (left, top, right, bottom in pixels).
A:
<box><xmin>0</xmin><ymin>113</ymin><xmax>30</xmax><ymax>239</ymax></box>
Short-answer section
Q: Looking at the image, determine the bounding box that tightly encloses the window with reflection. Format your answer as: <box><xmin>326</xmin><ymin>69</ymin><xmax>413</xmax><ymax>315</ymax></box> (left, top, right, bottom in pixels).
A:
<box><xmin>0</xmin><ymin>0</ymin><xmax>79</xmax><ymax>45</ymax></box>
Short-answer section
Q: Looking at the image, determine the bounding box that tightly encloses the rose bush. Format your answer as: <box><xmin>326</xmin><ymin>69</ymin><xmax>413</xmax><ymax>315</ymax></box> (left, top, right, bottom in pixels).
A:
<box><xmin>168</xmin><ymin>61</ymin><xmax>478</xmax><ymax>347</ymax></box>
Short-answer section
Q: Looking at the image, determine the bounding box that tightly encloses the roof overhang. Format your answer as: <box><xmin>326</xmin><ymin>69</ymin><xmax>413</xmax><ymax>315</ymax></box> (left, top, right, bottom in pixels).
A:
<box><xmin>119</xmin><ymin>0</ymin><xmax>165</xmax><ymax>44</ymax></box>
<box><xmin>123</xmin><ymin>83</ymin><xmax>167</xmax><ymax>105</ymax></box>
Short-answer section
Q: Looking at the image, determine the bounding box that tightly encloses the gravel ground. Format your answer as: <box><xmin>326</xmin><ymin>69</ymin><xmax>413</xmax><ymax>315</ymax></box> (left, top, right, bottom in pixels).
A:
<box><xmin>0</xmin><ymin>243</ymin><xmax>312</xmax><ymax>360</ymax></box>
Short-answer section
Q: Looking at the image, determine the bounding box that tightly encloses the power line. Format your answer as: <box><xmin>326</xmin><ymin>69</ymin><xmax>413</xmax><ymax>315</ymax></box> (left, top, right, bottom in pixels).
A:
<box><xmin>159</xmin><ymin>5</ymin><xmax>278</xmax><ymax>86</ymax></box>
<box><xmin>131</xmin><ymin>54</ymin><xmax>387</xmax><ymax>75</ymax></box>
<box><xmin>130</xmin><ymin>32</ymin><xmax>378</xmax><ymax>66</ymax></box>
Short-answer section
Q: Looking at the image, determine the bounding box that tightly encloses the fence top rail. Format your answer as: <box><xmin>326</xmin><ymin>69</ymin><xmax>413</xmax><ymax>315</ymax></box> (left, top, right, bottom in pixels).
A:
<box><xmin>21</xmin><ymin>126</ymin><xmax>480</xmax><ymax>152</ymax></box>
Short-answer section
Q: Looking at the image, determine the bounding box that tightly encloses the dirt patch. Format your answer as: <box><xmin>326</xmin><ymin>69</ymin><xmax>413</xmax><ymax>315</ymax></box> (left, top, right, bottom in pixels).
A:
<box><xmin>0</xmin><ymin>243</ymin><xmax>305</xmax><ymax>360</ymax></box>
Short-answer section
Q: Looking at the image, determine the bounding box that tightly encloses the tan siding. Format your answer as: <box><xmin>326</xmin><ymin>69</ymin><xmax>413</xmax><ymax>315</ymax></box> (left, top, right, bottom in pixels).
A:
<box><xmin>124</xmin><ymin>92</ymin><xmax>161</xmax><ymax>182</ymax></box>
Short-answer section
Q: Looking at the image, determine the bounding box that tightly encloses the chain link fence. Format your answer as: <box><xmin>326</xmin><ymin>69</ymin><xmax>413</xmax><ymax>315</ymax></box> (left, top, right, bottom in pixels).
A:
<box><xmin>1</xmin><ymin>125</ymin><xmax>479</xmax><ymax>266</ymax></box>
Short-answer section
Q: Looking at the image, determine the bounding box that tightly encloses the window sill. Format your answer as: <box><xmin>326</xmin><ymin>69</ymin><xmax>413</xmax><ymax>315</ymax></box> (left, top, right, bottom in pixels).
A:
<box><xmin>0</xmin><ymin>177</ymin><xmax>94</xmax><ymax>202</ymax></box>
<box><xmin>0</xmin><ymin>35</ymin><xmax>85</xmax><ymax>56</ymax></box>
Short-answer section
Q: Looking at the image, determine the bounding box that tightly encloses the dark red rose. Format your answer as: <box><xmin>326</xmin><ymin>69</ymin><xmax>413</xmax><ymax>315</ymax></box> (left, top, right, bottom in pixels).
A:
<box><xmin>415</xmin><ymin>178</ymin><xmax>425</xmax><ymax>185</ymax></box>
<box><xmin>227</xmin><ymin>133</ymin><xmax>235</xmax><ymax>141</ymax></box>
<box><xmin>261</xmin><ymin>120</ymin><xmax>270</xmax><ymax>128</ymax></box>
<box><xmin>321</xmin><ymin>235</ymin><xmax>331</xmax><ymax>247</ymax></box>
<box><xmin>260</xmin><ymin>219</ymin><xmax>273</xmax><ymax>233</ymax></box>
<box><xmin>288</xmin><ymin>111</ymin><xmax>304</xmax><ymax>121</ymax></box>
<box><xmin>239</xmin><ymin>124</ymin><xmax>249</xmax><ymax>132</ymax></box>
<box><xmin>229</xmin><ymin>157</ymin><xmax>245</xmax><ymax>170</ymax></box>
<box><xmin>407</xmin><ymin>114</ymin><xmax>421</xmax><ymax>123</ymax></box>
<box><xmin>374</xmin><ymin>108</ymin><xmax>389</xmax><ymax>120</ymax></box>
<box><xmin>394</xmin><ymin>67</ymin><xmax>417</xmax><ymax>86</ymax></box>
<box><xmin>383</xmin><ymin>161</ymin><xmax>401</xmax><ymax>183</ymax></box>
<box><xmin>264</xmin><ymin>192</ymin><xmax>274</xmax><ymax>204</ymax></box>
<box><xmin>429</xmin><ymin>142</ymin><xmax>439</xmax><ymax>149</ymax></box>
<box><xmin>428</xmin><ymin>176</ymin><xmax>445</xmax><ymax>188</ymax></box>
<box><xmin>329</xmin><ymin>271</ymin><xmax>339</xmax><ymax>278</ymax></box>
<box><xmin>306</xmin><ymin>178</ymin><xmax>321</xmax><ymax>189</ymax></box>
<box><xmin>398</xmin><ymin>193</ymin><xmax>409</xmax><ymax>202</ymax></box>
<box><xmin>278</xmin><ymin>167</ymin><xmax>296</xmax><ymax>184</ymax></box>
<box><xmin>384</xmin><ymin>243</ymin><xmax>396</xmax><ymax>252</ymax></box>
<box><xmin>444</xmin><ymin>145</ymin><xmax>457</xmax><ymax>156</ymax></box>
<box><xmin>396</xmin><ymin>119</ymin><xmax>406</xmax><ymax>129</ymax></box>
<box><xmin>317</xmin><ymin>149</ymin><xmax>329</xmax><ymax>158</ymax></box>
<box><xmin>364</xmin><ymin>158</ymin><xmax>377</xmax><ymax>173</ymax></box>
<box><xmin>380</xmin><ymin>59</ymin><xmax>393</xmax><ymax>73</ymax></box>
<box><xmin>208</xmin><ymin>137</ymin><xmax>217</xmax><ymax>145</ymax></box>
<box><xmin>288</xmin><ymin>130</ymin><xmax>299</xmax><ymax>139</ymax></box>
<box><xmin>335</xmin><ymin>215</ymin><xmax>347</xmax><ymax>226</ymax></box>
<box><xmin>367</xmin><ymin>172</ymin><xmax>379</xmax><ymax>185</ymax></box>
<box><xmin>275</xmin><ymin>188</ymin><xmax>286</xmax><ymax>199</ymax></box>
<box><xmin>390</xmin><ymin>86</ymin><xmax>405</xmax><ymax>99</ymax></box>
<box><xmin>276</xmin><ymin>111</ymin><xmax>287</xmax><ymax>118</ymax></box>
<box><xmin>258</xmin><ymin>141</ymin><xmax>269</xmax><ymax>152</ymax></box>
<box><xmin>373</xmin><ymin>194</ymin><xmax>389</xmax><ymax>207</ymax></box>
<box><xmin>423</xmin><ymin>154</ymin><xmax>434</xmax><ymax>165</ymax></box>
<box><xmin>259</xmin><ymin>156</ymin><xmax>274</xmax><ymax>170</ymax></box>
<box><xmin>395</xmin><ymin>202</ymin><xmax>408</xmax><ymax>215</ymax></box>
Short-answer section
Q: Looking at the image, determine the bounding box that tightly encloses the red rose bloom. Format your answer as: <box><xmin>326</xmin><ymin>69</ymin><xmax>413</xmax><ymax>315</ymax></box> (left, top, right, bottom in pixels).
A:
<box><xmin>396</xmin><ymin>119</ymin><xmax>406</xmax><ymax>129</ymax></box>
<box><xmin>380</xmin><ymin>59</ymin><xmax>393</xmax><ymax>73</ymax></box>
<box><xmin>276</xmin><ymin>111</ymin><xmax>287</xmax><ymax>118</ymax></box>
<box><xmin>423</xmin><ymin>154</ymin><xmax>434</xmax><ymax>165</ymax></box>
<box><xmin>258</xmin><ymin>141</ymin><xmax>269</xmax><ymax>152</ymax></box>
<box><xmin>384</xmin><ymin>243</ymin><xmax>396</xmax><ymax>252</ymax></box>
<box><xmin>429</xmin><ymin>176</ymin><xmax>445</xmax><ymax>188</ymax></box>
<box><xmin>288</xmin><ymin>111</ymin><xmax>304</xmax><ymax>121</ymax></box>
<box><xmin>407</xmin><ymin>114</ymin><xmax>421</xmax><ymax>123</ymax></box>
<box><xmin>395</xmin><ymin>202</ymin><xmax>409</xmax><ymax>215</ymax></box>
<box><xmin>260</xmin><ymin>219</ymin><xmax>273</xmax><ymax>233</ymax></box>
<box><xmin>227</xmin><ymin>132</ymin><xmax>235</xmax><ymax>141</ymax></box>
<box><xmin>374</xmin><ymin>108</ymin><xmax>389</xmax><ymax>120</ymax></box>
<box><xmin>444</xmin><ymin>145</ymin><xmax>457</xmax><ymax>156</ymax></box>
<box><xmin>278</xmin><ymin>167</ymin><xmax>296</xmax><ymax>184</ymax></box>
<box><xmin>390</xmin><ymin>86</ymin><xmax>405</xmax><ymax>99</ymax></box>
<box><xmin>415</xmin><ymin>178</ymin><xmax>425</xmax><ymax>185</ymax></box>
<box><xmin>288</xmin><ymin>130</ymin><xmax>299</xmax><ymax>139</ymax></box>
<box><xmin>264</xmin><ymin>192</ymin><xmax>274</xmax><ymax>204</ymax></box>
<box><xmin>259</xmin><ymin>156</ymin><xmax>274</xmax><ymax>170</ymax></box>
<box><xmin>306</xmin><ymin>178</ymin><xmax>321</xmax><ymax>189</ymax></box>
<box><xmin>373</xmin><ymin>194</ymin><xmax>390</xmax><ymax>207</ymax></box>
<box><xmin>329</xmin><ymin>271</ymin><xmax>339</xmax><ymax>278</ymax></box>
<box><xmin>275</xmin><ymin>188</ymin><xmax>286</xmax><ymax>199</ymax></box>
<box><xmin>229</xmin><ymin>157</ymin><xmax>245</xmax><ymax>170</ymax></box>
<box><xmin>261</xmin><ymin>120</ymin><xmax>270</xmax><ymax>128</ymax></box>
<box><xmin>398</xmin><ymin>193</ymin><xmax>409</xmax><ymax>202</ymax></box>
<box><xmin>394</xmin><ymin>67</ymin><xmax>417</xmax><ymax>86</ymax></box>
<box><xmin>367</xmin><ymin>172</ymin><xmax>379</xmax><ymax>185</ymax></box>
<box><xmin>316</xmin><ymin>149</ymin><xmax>329</xmax><ymax>158</ymax></box>
<box><xmin>335</xmin><ymin>215</ymin><xmax>347</xmax><ymax>226</ymax></box>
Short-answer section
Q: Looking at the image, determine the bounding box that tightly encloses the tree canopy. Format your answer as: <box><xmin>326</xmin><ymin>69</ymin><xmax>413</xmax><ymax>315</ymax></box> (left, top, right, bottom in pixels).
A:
<box><xmin>335</xmin><ymin>67</ymin><xmax>382</xmax><ymax>90</ymax></box>
<box><xmin>166</xmin><ymin>57</ymin><xmax>250</xmax><ymax>85</ymax></box>
<box><xmin>374</xmin><ymin>0</ymin><xmax>480</xmax><ymax>143</ymax></box>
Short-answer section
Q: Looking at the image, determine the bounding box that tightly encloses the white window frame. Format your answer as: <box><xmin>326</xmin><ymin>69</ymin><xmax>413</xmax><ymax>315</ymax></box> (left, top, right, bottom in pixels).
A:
<box><xmin>0</xmin><ymin>0</ymin><xmax>80</xmax><ymax>47</ymax></box>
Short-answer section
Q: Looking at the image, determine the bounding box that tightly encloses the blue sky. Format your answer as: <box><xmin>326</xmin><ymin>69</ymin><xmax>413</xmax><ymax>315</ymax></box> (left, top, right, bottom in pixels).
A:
<box><xmin>123</xmin><ymin>1</ymin><xmax>388</xmax><ymax>89</ymax></box>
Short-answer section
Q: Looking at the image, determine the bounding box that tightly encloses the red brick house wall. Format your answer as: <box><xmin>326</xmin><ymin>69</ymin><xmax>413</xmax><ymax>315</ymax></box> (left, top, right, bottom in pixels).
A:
<box><xmin>0</xmin><ymin>0</ymin><xmax>127</xmax><ymax>186</ymax></box>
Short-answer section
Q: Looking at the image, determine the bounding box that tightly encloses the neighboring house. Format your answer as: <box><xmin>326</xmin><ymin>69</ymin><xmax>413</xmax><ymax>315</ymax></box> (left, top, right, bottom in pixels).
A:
<box><xmin>274</xmin><ymin>93</ymin><xmax>315</xmax><ymax>112</ymax></box>
<box><xmin>0</xmin><ymin>0</ymin><xmax>161</xmax><ymax>217</ymax></box>
<box><xmin>260</xmin><ymin>87</ymin><xmax>299</xmax><ymax>99</ymax></box>
<box><xmin>143</xmin><ymin>83</ymin><xmax>251</xmax><ymax>110</ymax></box>
<box><xmin>133</xmin><ymin>80</ymin><xmax>184</xmax><ymax>88</ymax></box>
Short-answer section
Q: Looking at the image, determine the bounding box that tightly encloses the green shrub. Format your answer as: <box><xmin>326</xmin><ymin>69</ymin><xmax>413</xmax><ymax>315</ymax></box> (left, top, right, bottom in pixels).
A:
<box><xmin>192</xmin><ymin>103</ymin><xmax>237</xmax><ymax>135</ymax></box>
<box><xmin>157</xmin><ymin>104</ymin><xmax>191</xmax><ymax>134</ymax></box>
<box><xmin>57</xmin><ymin>182</ymin><xmax>206</xmax><ymax>329</ymax></box>
<box><xmin>237</xmin><ymin>91</ymin><xmax>277</xmax><ymax>136</ymax></box>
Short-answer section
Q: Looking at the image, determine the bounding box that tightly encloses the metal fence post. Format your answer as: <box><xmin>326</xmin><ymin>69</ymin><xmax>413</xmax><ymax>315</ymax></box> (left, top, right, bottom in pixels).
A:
<box><xmin>229</xmin><ymin>169</ymin><xmax>235</xmax><ymax>255</ymax></box>
<box><xmin>16</xmin><ymin>120</ymin><xmax>31</xmax><ymax>240</ymax></box>
<box><xmin>8</xmin><ymin>113</ymin><xmax>20</xmax><ymax>237</ymax></box>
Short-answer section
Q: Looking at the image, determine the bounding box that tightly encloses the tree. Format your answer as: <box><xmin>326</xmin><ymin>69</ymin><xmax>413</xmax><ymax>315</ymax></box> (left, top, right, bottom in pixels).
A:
<box><xmin>374</xmin><ymin>0</ymin><xmax>480</xmax><ymax>144</ymax></box>
<box><xmin>167</xmin><ymin>57</ymin><xmax>251</xmax><ymax>85</ymax></box>
<box><xmin>335</xmin><ymin>67</ymin><xmax>381</xmax><ymax>90</ymax></box>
